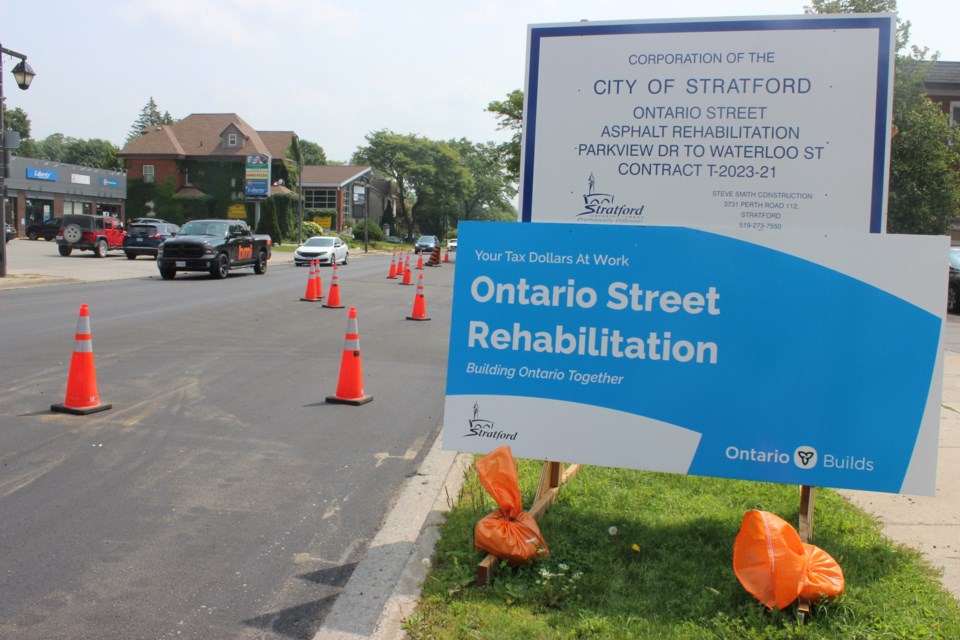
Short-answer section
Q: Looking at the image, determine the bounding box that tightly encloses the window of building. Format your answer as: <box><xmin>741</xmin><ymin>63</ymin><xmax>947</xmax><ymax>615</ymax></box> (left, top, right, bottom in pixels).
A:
<box><xmin>304</xmin><ymin>189</ymin><xmax>337</xmax><ymax>209</ymax></box>
<box><xmin>64</xmin><ymin>201</ymin><xmax>89</xmax><ymax>215</ymax></box>
<box><xmin>951</xmin><ymin>101</ymin><xmax>960</xmax><ymax>126</ymax></box>
<box><xmin>228</xmin><ymin>133</ymin><xmax>238</xmax><ymax>147</ymax></box>
<box><xmin>143</xmin><ymin>165</ymin><xmax>155</xmax><ymax>183</ymax></box>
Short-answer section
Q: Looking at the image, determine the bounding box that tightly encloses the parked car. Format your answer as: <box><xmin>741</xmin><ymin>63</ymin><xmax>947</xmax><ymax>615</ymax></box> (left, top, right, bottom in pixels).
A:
<box><xmin>25</xmin><ymin>217</ymin><xmax>63</xmax><ymax>241</ymax></box>
<box><xmin>446</xmin><ymin>238</ymin><xmax>457</xmax><ymax>252</ymax></box>
<box><xmin>950</xmin><ymin>247</ymin><xmax>960</xmax><ymax>313</ymax></box>
<box><xmin>5</xmin><ymin>223</ymin><xmax>16</xmax><ymax>243</ymax></box>
<box><xmin>56</xmin><ymin>214</ymin><xmax>126</xmax><ymax>257</ymax></box>
<box><xmin>294</xmin><ymin>236</ymin><xmax>349</xmax><ymax>266</ymax></box>
<box><xmin>130</xmin><ymin>217</ymin><xmax>171</xmax><ymax>225</ymax></box>
<box><xmin>415</xmin><ymin>235</ymin><xmax>440</xmax><ymax>254</ymax></box>
<box><xmin>123</xmin><ymin>222</ymin><xmax>180</xmax><ymax>259</ymax></box>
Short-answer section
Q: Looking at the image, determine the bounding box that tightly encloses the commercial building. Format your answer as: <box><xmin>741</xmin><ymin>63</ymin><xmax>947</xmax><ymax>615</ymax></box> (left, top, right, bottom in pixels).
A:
<box><xmin>4</xmin><ymin>156</ymin><xmax>126</xmax><ymax>236</ymax></box>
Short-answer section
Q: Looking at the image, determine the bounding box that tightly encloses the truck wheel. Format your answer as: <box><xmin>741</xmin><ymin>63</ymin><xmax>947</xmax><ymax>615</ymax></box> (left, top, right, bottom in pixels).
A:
<box><xmin>210</xmin><ymin>253</ymin><xmax>229</xmax><ymax>279</ymax></box>
<box><xmin>94</xmin><ymin>239</ymin><xmax>108</xmax><ymax>258</ymax></box>
<box><xmin>159</xmin><ymin>267</ymin><xmax>176</xmax><ymax>280</ymax></box>
<box><xmin>58</xmin><ymin>244</ymin><xmax>73</xmax><ymax>257</ymax></box>
<box><xmin>254</xmin><ymin>250</ymin><xmax>268</xmax><ymax>274</ymax></box>
<box><xmin>27</xmin><ymin>229</ymin><xmax>38</xmax><ymax>240</ymax></box>
<box><xmin>125</xmin><ymin>252</ymin><xmax>136</xmax><ymax>260</ymax></box>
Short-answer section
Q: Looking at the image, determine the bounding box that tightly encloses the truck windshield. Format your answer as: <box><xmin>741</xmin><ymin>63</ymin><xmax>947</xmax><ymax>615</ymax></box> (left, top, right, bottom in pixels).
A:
<box><xmin>181</xmin><ymin>221</ymin><xmax>229</xmax><ymax>236</ymax></box>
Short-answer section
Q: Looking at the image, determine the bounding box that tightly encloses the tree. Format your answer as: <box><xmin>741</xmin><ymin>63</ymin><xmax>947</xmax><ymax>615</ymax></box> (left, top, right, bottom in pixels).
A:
<box><xmin>299</xmin><ymin>139</ymin><xmax>327</xmax><ymax>165</ymax></box>
<box><xmin>353</xmin><ymin>131</ymin><xmax>476</xmax><ymax>237</ymax></box>
<box><xmin>2</xmin><ymin>105</ymin><xmax>31</xmax><ymax>139</ymax></box>
<box><xmin>408</xmin><ymin>140</ymin><xmax>473</xmax><ymax>236</ymax></box>
<box><xmin>353</xmin><ymin>130</ymin><xmax>430</xmax><ymax>237</ymax></box>
<box><xmin>807</xmin><ymin>0</ymin><xmax>960</xmax><ymax>234</ymax></box>
<box><xmin>486</xmin><ymin>89</ymin><xmax>524</xmax><ymax>185</ymax></box>
<box><xmin>62</xmin><ymin>138</ymin><xmax>121</xmax><ymax>170</ymax></box>
<box><xmin>448</xmin><ymin>139</ymin><xmax>516</xmax><ymax>224</ymax></box>
<box><xmin>126</xmin><ymin>97</ymin><xmax>176</xmax><ymax>144</ymax></box>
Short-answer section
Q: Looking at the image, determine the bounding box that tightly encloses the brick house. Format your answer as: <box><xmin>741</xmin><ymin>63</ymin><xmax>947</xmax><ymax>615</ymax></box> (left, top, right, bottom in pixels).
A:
<box><xmin>925</xmin><ymin>60</ymin><xmax>960</xmax><ymax>125</ymax></box>
<box><xmin>117</xmin><ymin>113</ymin><xmax>296</xmax><ymax>225</ymax></box>
<box><xmin>924</xmin><ymin>61</ymin><xmax>960</xmax><ymax>240</ymax></box>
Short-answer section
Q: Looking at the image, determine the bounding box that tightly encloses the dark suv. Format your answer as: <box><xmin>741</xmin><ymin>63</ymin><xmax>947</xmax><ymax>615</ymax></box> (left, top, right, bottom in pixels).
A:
<box><xmin>123</xmin><ymin>222</ymin><xmax>180</xmax><ymax>259</ymax></box>
<box><xmin>25</xmin><ymin>217</ymin><xmax>63</xmax><ymax>241</ymax></box>
<box><xmin>415</xmin><ymin>235</ymin><xmax>440</xmax><ymax>254</ymax></box>
<box><xmin>56</xmin><ymin>214</ymin><xmax>126</xmax><ymax>257</ymax></box>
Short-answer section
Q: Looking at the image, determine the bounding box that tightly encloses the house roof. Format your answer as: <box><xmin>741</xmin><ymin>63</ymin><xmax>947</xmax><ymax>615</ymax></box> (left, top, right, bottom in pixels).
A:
<box><xmin>118</xmin><ymin>113</ymin><xmax>295</xmax><ymax>161</ymax></box>
<box><xmin>925</xmin><ymin>61</ymin><xmax>960</xmax><ymax>89</ymax></box>
<box><xmin>301</xmin><ymin>165</ymin><xmax>371</xmax><ymax>188</ymax></box>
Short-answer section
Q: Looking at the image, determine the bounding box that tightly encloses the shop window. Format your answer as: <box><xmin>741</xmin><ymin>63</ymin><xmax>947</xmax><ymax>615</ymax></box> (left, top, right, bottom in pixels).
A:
<box><xmin>143</xmin><ymin>165</ymin><xmax>155</xmax><ymax>183</ymax></box>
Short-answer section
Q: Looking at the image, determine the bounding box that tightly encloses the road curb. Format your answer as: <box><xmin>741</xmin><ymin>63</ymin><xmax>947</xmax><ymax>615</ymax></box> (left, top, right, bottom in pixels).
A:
<box><xmin>312</xmin><ymin>435</ymin><xmax>471</xmax><ymax>640</ymax></box>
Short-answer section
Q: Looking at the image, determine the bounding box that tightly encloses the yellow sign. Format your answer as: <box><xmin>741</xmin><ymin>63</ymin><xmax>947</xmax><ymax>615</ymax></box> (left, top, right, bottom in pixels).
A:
<box><xmin>312</xmin><ymin>215</ymin><xmax>333</xmax><ymax>230</ymax></box>
<box><xmin>228</xmin><ymin>204</ymin><xmax>247</xmax><ymax>220</ymax></box>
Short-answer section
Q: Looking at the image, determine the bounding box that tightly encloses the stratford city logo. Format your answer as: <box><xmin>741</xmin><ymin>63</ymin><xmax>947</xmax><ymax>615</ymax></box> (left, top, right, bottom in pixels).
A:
<box><xmin>464</xmin><ymin>402</ymin><xmax>517</xmax><ymax>441</ymax></box>
<box><xmin>577</xmin><ymin>173</ymin><xmax>645</xmax><ymax>222</ymax></box>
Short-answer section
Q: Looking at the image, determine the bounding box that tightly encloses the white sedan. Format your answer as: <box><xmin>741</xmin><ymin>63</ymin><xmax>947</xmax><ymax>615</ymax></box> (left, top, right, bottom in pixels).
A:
<box><xmin>446</xmin><ymin>238</ymin><xmax>457</xmax><ymax>252</ymax></box>
<box><xmin>294</xmin><ymin>236</ymin><xmax>349</xmax><ymax>266</ymax></box>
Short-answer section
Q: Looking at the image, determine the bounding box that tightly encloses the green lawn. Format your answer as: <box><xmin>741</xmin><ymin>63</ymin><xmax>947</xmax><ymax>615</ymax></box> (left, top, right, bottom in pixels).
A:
<box><xmin>405</xmin><ymin>460</ymin><xmax>960</xmax><ymax>639</ymax></box>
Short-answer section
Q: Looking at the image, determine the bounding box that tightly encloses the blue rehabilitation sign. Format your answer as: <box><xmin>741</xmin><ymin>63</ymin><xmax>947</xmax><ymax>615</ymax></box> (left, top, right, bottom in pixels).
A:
<box><xmin>442</xmin><ymin>221</ymin><xmax>946</xmax><ymax>495</ymax></box>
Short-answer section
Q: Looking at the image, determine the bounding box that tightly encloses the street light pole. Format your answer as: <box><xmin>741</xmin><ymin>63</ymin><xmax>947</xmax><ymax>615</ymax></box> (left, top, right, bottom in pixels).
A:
<box><xmin>1</xmin><ymin>43</ymin><xmax>37</xmax><ymax>278</ymax></box>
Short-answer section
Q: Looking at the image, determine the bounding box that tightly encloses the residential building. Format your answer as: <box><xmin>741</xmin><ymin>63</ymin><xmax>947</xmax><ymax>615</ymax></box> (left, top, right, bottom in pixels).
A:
<box><xmin>117</xmin><ymin>113</ymin><xmax>296</xmax><ymax>225</ymax></box>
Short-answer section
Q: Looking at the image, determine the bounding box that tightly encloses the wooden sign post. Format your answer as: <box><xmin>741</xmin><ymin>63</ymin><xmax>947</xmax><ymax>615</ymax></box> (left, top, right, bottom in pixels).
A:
<box><xmin>476</xmin><ymin>460</ymin><xmax>580</xmax><ymax>586</ymax></box>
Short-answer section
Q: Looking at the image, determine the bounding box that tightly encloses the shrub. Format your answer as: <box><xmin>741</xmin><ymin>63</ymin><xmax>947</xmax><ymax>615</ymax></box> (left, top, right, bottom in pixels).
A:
<box><xmin>354</xmin><ymin>219</ymin><xmax>384</xmax><ymax>242</ymax></box>
<box><xmin>301</xmin><ymin>221</ymin><xmax>323</xmax><ymax>238</ymax></box>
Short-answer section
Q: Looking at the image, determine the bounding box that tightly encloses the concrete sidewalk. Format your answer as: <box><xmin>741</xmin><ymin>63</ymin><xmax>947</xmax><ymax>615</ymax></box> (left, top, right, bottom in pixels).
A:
<box><xmin>842</xmin><ymin>352</ymin><xmax>960</xmax><ymax>601</ymax></box>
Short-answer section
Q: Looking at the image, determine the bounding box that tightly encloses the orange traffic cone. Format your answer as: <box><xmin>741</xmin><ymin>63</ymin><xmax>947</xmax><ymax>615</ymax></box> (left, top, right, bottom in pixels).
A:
<box><xmin>387</xmin><ymin>253</ymin><xmax>398</xmax><ymax>279</ymax></box>
<box><xmin>400</xmin><ymin>259</ymin><xmax>413</xmax><ymax>285</ymax></box>
<box><xmin>301</xmin><ymin>260</ymin><xmax>319</xmax><ymax>301</ymax></box>
<box><xmin>326</xmin><ymin>307</ymin><xmax>373</xmax><ymax>405</ymax></box>
<box><xmin>324</xmin><ymin>263</ymin><xmax>345</xmax><ymax>309</ymax></box>
<box><xmin>416</xmin><ymin>252</ymin><xmax>424</xmax><ymax>270</ymax></box>
<box><xmin>443</xmin><ymin>250</ymin><xmax>449</xmax><ymax>263</ymax></box>
<box><xmin>51</xmin><ymin>304</ymin><xmax>112</xmax><ymax>415</ymax></box>
<box><xmin>406</xmin><ymin>273</ymin><xmax>431</xmax><ymax>321</ymax></box>
<box><xmin>396</xmin><ymin>252</ymin><xmax>406</xmax><ymax>277</ymax></box>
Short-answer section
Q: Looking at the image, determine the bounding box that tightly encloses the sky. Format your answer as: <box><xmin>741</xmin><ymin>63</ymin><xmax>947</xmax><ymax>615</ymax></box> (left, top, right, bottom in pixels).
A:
<box><xmin>4</xmin><ymin>0</ymin><xmax>958</xmax><ymax>164</ymax></box>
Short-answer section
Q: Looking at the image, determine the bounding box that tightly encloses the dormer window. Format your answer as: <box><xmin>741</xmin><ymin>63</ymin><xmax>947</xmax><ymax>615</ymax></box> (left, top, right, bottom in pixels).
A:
<box><xmin>227</xmin><ymin>133</ymin><xmax>239</xmax><ymax>147</ymax></box>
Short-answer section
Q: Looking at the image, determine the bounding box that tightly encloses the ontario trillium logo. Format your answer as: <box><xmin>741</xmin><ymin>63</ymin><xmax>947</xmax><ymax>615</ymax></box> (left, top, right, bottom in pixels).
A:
<box><xmin>794</xmin><ymin>446</ymin><xmax>818</xmax><ymax>469</ymax></box>
<box><xmin>577</xmin><ymin>173</ymin><xmax>645</xmax><ymax>222</ymax></box>
<box><xmin>464</xmin><ymin>402</ymin><xmax>517</xmax><ymax>441</ymax></box>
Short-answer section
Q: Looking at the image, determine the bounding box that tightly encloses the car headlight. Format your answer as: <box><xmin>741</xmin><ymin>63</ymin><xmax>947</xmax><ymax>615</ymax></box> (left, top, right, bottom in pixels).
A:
<box><xmin>203</xmin><ymin>243</ymin><xmax>216</xmax><ymax>255</ymax></box>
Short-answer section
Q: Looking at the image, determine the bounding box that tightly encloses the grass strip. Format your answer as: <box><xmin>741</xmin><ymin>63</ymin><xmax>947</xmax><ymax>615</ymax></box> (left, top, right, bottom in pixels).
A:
<box><xmin>405</xmin><ymin>460</ymin><xmax>960</xmax><ymax>639</ymax></box>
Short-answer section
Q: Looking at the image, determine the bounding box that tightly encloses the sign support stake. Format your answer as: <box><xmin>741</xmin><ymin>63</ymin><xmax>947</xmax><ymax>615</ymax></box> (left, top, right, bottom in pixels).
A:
<box><xmin>477</xmin><ymin>460</ymin><xmax>580</xmax><ymax>586</ymax></box>
<box><xmin>796</xmin><ymin>484</ymin><xmax>816</xmax><ymax>621</ymax></box>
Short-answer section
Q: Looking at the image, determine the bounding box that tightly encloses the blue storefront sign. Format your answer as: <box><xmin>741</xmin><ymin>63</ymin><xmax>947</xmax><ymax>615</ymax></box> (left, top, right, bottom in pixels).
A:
<box><xmin>26</xmin><ymin>167</ymin><xmax>58</xmax><ymax>181</ymax></box>
<box><xmin>100</xmin><ymin>177</ymin><xmax>120</xmax><ymax>188</ymax></box>
<box><xmin>443</xmin><ymin>221</ymin><xmax>946</xmax><ymax>495</ymax></box>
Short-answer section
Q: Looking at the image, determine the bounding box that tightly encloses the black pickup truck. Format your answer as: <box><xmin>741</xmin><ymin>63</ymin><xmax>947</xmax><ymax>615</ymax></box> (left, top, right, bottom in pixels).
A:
<box><xmin>156</xmin><ymin>219</ymin><xmax>271</xmax><ymax>279</ymax></box>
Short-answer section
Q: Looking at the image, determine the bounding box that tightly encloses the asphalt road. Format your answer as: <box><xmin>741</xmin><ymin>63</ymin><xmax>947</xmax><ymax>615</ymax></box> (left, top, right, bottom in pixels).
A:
<box><xmin>0</xmin><ymin>242</ymin><xmax>455</xmax><ymax>639</ymax></box>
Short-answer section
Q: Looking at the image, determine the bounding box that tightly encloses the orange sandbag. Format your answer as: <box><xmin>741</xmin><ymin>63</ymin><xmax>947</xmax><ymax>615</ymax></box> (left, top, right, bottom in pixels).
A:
<box><xmin>474</xmin><ymin>446</ymin><xmax>548</xmax><ymax>565</ymax></box>
<box><xmin>733</xmin><ymin>510</ymin><xmax>808</xmax><ymax>610</ymax></box>
<box><xmin>800</xmin><ymin>542</ymin><xmax>845</xmax><ymax>601</ymax></box>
